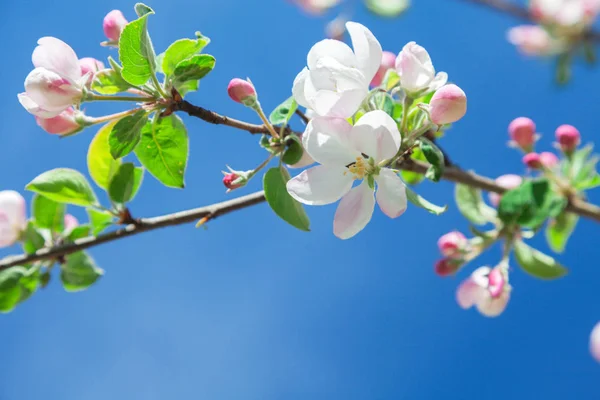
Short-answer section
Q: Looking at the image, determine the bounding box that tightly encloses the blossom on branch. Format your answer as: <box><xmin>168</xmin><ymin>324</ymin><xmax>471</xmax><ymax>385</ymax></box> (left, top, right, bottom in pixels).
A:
<box><xmin>456</xmin><ymin>266</ymin><xmax>511</xmax><ymax>317</ymax></box>
<box><xmin>0</xmin><ymin>191</ymin><xmax>27</xmax><ymax>248</ymax></box>
<box><xmin>395</xmin><ymin>41</ymin><xmax>447</xmax><ymax>95</ymax></box>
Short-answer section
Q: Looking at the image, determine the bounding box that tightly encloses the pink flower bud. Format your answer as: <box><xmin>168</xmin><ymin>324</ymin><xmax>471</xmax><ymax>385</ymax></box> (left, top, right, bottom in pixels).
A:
<box><xmin>508</xmin><ymin>117</ymin><xmax>536</xmax><ymax>150</ymax></box>
<box><xmin>371</xmin><ymin>51</ymin><xmax>397</xmax><ymax>87</ymax></box>
<box><xmin>223</xmin><ymin>173</ymin><xmax>242</xmax><ymax>191</ymax></box>
<box><xmin>540</xmin><ymin>151</ymin><xmax>559</xmax><ymax>168</ymax></box>
<box><xmin>103</xmin><ymin>10</ymin><xmax>128</xmax><ymax>42</ymax></box>
<box><xmin>437</xmin><ymin>231</ymin><xmax>468</xmax><ymax>259</ymax></box>
<box><xmin>487</xmin><ymin>267</ymin><xmax>506</xmax><ymax>298</ymax></box>
<box><xmin>590</xmin><ymin>322</ymin><xmax>600</xmax><ymax>363</ymax></box>
<box><xmin>489</xmin><ymin>174</ymin><xmax>523</xmax><ymax>207</ymax></box>
<box><xmin>456</xmin><ymin>266</ymin><xmax>510</xmax><ymax>317</ymax></box>
<box><xmin>79</xmin><ymin>57</ymin><xmax>105</xmax><ymax>85</ymax></box>
<box><xmin>555</xmin><ymin>124</ymin><xmax>581</xmax><ymax>152</ymax></box>
<box><xmin>507</xmin><ymin>25</ymin><xmax>558</xmax><ymax>56</ymax></box>
<box><xmin>0</xmin><ymin>191</ymin><xmax>27</xmax><ymax>248</ymax></box>
<box><xmin>227</xmin><ymin>78</ymin><xmax>257</xmax><ymax>106</ymax></box>
<box><xmin>429</xmin><ymin>84</ymin><xmax>467</xmax><ymax>125</ymax></box>
<box><xmin>523</xmin><ymin>152</ymin><xmax>542</xmax><ymax>169</ymax></box>
<box><xmin>64</xmin><ymin>214</ymin><xmax>79</xmax><ymax>234</ymax></box>
<box><xmin>435</xmin><ymin>258</ymin><xmax>459</xmax><ymax>277</ymax></box>
<box><xmin>35</xmin><ymin>107</ymin><xmax>81</xmax><ymax>136</ymax></box>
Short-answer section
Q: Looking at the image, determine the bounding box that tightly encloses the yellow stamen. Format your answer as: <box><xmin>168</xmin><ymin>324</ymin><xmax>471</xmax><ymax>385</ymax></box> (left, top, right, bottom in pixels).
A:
<box><xmin>348</xmin><ymin>157</ymin><xmax>367</xmax><ymax>180</ymax></box>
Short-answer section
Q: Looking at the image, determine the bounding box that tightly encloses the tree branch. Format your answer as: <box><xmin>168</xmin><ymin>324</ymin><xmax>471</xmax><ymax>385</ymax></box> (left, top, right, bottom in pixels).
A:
<box><xmin>174</xmin><ymin>100</ymin><xmax>271</xmax><ymax>134</ymax></box>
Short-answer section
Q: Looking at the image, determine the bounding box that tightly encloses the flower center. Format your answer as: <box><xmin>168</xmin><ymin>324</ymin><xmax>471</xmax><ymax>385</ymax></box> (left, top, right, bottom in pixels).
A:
<box><xmin>347</xmin><ymin>157</ymin><xmax>368</xmax><ymax>180</ymax></box>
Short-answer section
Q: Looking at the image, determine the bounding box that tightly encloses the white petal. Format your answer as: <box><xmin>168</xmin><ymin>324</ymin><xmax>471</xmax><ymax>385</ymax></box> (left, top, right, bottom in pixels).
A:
<box><xmin>346</xmin><ymin>21</ymin><xmax>383</xmax><ymax>83</ymax></box>
<box><xmin>0</xmin><ymin>191</ymin><xmax>26</xmax><ymax>248</ymax></box>
<box><xmin>17</xmin><ymin>93</ymin><xmax>59</xmax><ymax>118</ymax></box>
<box><xmin>333</xmin><ymin>181</ymin><xmax>375</xmax><ymax>239</ymax></box>
<box><xmin>304</xmin><ymin>117</ymin><xmax>359</xmax><ymax>166</ymax></box>
<box><xmin>476</xmin><ymin>292</ymin><xmax>510</xmax><ymax>317</ymax></box>
<box><xmin>590</xmin><ymin>322</ymin><xmax>600</xmax><ymax>363</ymax></box>
<box><xmin>25</xmin><ymin>67</ymin><xmax>81</xmax><ymax>112</ymax></box>
<box><xmin>307</xmin><ymin>39</ymin><xmax>357</xmax><ymax>70</ymax></box>
<box><xmin>351</xmin><ymin>110</ymin><xmax>401</xmax><ymax>161</ymax></box>
<box><xmin>428</xmin><ymin>72</ymin><xmax>448</xmax><ymax>92</ymax></box>
<box><xmin>375</xmin><ymin>169</ymin><xmax>407</xmax><ymax>218</ymax></box>
<box><xmin>287</xmin><ymin>165</ymin><xmax>354</xmax><ymax>205</ymax></box>
<box><xmin>456</xmin><ymin>272</ymin><xmax>488</xmax><ymax>310</ymax></box>
<box><xmin>292</xmin><ymin>68</ymin><xmax>311</xmax><ymax>109</ymax></box>
<box><xmin>32</xmin><ymin>37</ymin><xmax>81</xmax><ymax>82</ymax></box>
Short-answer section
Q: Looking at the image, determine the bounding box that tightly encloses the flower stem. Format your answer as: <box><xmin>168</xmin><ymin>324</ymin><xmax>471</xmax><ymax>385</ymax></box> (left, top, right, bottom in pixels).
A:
<box><xmin>85</xmin><ymin>93</ymin><xmax>155</xmax><ymax>102</ymax></box>
<box><xmin>150</xmin><ymin>74</ymin><xmax>168</xmax><ymax>99</ymax></box>
<box><xmin>254</xmin><ymin>104</ymin><xmax>280</xmax><ymax>139</ymax></box>
<box><xmin>400</xmin><ymin>95</ymin><xmax>413</xmax><ymax>136</ymax></box>
<box><xmin>85</xmin><ymin>108</ymin><xmax>143</xmax><ymax>125</ymax></box>
<box><xmin>249</xmin><ymin>153</ymin><xmax>276</xmax><ymax>179</ymax></box>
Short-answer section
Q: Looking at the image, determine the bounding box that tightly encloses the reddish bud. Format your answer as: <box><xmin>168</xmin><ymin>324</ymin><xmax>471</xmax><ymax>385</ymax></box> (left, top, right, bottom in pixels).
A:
<box><xmin>435</xmin><ymin>258</ymin><xmax>459</xmax><ymax>277</ymax></box>
<box><xmin>523</xmin><ymin>152</ymin><xmax>542</xmax><ymax>168</ymax></box>
<box><xmin>227</xmin><ymin>78</ymin><xmax>257</xmax><ymax>106</ymax></box>
<box><xmin>509</xmin><ymin>117</ymin><xmax>536</xmax><ymax>150</ymax></box>
<box><xmin>223</xmin><ymin>173</ymin><xmax>242</xmax><ymax>190</ymax></box>
<box><xmin>438</xmin><ymin>231</ymin><xmax>467</xmax><ymax>259</ymax></box>
<box><xmin>539</xmin><ymin>151</ymin><xmax>559</xmax><ymax>168</ymax></box>
<box><xmin>555</xmin><ymin>124</ymin><xmax>580</xmax><ymax>152</ymax></box>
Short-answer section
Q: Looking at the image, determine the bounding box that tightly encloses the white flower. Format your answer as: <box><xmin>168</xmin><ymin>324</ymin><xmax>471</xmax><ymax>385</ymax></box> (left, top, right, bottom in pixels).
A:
<box><xmin>590</xmin><ymin>321</ymin><xmax>600</xmax><ymax>363</ymax></box>
<box><xmin>0</xmin><ymin>191</ymin><xmax>27</xmax><ymax>248</ymax></box>
<box><xmin>292</xmin><ymin>22</ymin><xmax>382</xmax><ymax>118</ymax></box>
<box><xmin>507</xmin><ymin>25</ymin><xmax>564</xmax><ymax>56</ymax></box>
<box><xmin>531</xmin><ymin>0</ymin><xmax>600</xmax><ymax>27</ymax></box>
<box><xmin>18</xmin><ymin>37</ymin><xmax>85</xmax><ymax>118</ymax></box>
<box><xmin>395</xmin><ymin>41</ymin><xmax>447</xmax><ymax>94</ymax></box>
<box><xmin>286</xmin><ymin>110</ymin><xmax>408</xmax><ymax>239</ymax></box>
<box><xmin>456</xmin><ymin>266</ymin><xmax>511</xmax><ymax>317</ymax></box>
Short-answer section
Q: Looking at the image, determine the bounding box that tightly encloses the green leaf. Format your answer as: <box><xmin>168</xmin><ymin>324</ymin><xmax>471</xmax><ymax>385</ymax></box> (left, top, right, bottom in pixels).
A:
<box><xmin>405</xmin><ymin>185</ymin><xmax>447</xmax><ymax>215</ymax></box>
<box><xmin>263</xmin><ymin>167</ymin><xmax>310</xmax><ymax>231</ymax></box>
<box><xmin>269</xmin><ymin>97</ymin><xmax>298</xmax><ymax>126</ymax></box>
<box><xmin>26</xmin><ymin>168</ymin><xmax>98</xmax><ymax>207</ymax></box>
<box><xmin>455</xmin><ymin>184</ymin><xmax>496</xmax><ymax>225</ymax></box>
<box><xmin>118</xmin><ymin>8</ymin><xmax>156</xmax><ymax>85</ymax></box>
<box><xmin>61</xmin><ymin>252</ymin><xmax>104</xmax><ymax>292</ymax></box>
<box><xmin>108</xmin><ymin>163</ymin><xmax>144</xmax><ymax>204</ymax></box>
<box><xmin>135</xmin><ymin>114</ymin><xmax>189</xmax><ymax>188</ymax></box>
<box><xmin>87</xmin><ymin>209</ymin><xmax>114</xmax><ymax>236</ymax></box>
<box><xmin>162</xmin><ymin>33</ymin><xmax>211</xmax><ymax>76</ymax></box>
<box><xmin>134</xmin><ymin>2</ymin><xmax>153</xmax><ymax>17</ymax></box>
<box><xmin>282</xmin><ymin>134</ymin><xmax>304</xmax><ymax>165</ymax></box>
<box><xmin>513</xmin><ymin>240</ymin><xmax>568</xmax><ymax>280</ymax></box>
<box><xmin>109</xmin><ymin>110</ymin><xmax>148</xmax><ymax>159</ymax></box>
<box><xmin>19</xmin><ymin>267</ymin><xmax>40</xmax><ymax>303</ymax></box>
<box><xmin>546</xmin><ymin>211</ymin><xmax>578</xmax><ymax>253</ymax></box>
<box><xmin>91</xmin><ymin>69</ymin><xmax>134</xmax><ymax>94</ymax></box>
<box><xmin>32</xmin><ymin>194</ymin><xmax>65</xmax><ymax>232</ymax></box>
<box><xmin>420</xmin><ymin>138</ymin><xmax>444</xmax><ymax>182</ymax></box>
<box><xmin>88</xmin><ymin>120</ymin><xmax>122</xmax><ymax>190</ymax></box>
<box><xmin>67</xmin><ymin>225</ymin><xmax>91</xmax><ymax>241</ymax></box>
<box><xmin>368</xmin><ymin>92</ymin><xmax>394</xmax><ymax>117</ymax></box>
<box><xmin>22</xmin><ymin>222</ymin><xmax>46</xmax><ymax>255</ymax></box>
<box><xmin>575</xmin><ymin>173</ymin><xmax>600</xmax><ymax>190</ymax></box>
<box><xmin>0</xmin><ymin>267</ymin><xmax>27</xmax><ymax>313</ymax></box>
<box><xmin>498</xmin><ymin>179</ymin><xmax>567</xmax><ymax>229</ymax></box>
<box><xmin>172</xmin><ymin>54</ymin><xmax>216</xmax><ymax>92</ymax></box>
<box><xmin>556</xmin><ymin>53</ymin><xmax>571</xmax><ymax>85</ymax></box>
<box><xmin>366</xmin><ymin>0</ymin><xmax>410</xmax><ymax>17</ymax></box>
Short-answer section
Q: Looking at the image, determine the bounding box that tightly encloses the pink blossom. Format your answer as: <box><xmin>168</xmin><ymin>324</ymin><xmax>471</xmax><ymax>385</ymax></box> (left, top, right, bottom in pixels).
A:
<box><xmin>540</xmin><ymin>152</ymin><xmax>559</xmax><ymax>168</ymax></box>
<box><xmin>508</xmin><ymin>117</ymin><xmax>536</xmax><ymax>150</ymax></box>
<box><xmin>64</xmin><ymin>214</ymin><xmax>79</xmax><ymax>234</ymax></box>
<box><xmin>555</xmin><ymin>124</ymin><xmax>581</xmax><ymax>152</ymax></box>
<box><xmin>103</xmin><ymin>10</ymin><xmax>128</xmax><ymax>42</ymax></box>
<box><xmin>489</xmin><ymin>174</ymin><xmax>523</xmax><ymax>207</ymax></box>
<box><xmin>429</xmin><ymin>84</ymin><xmax>467</xmax><ymax>125</ymax></box>
<box><xmin>523</xmin><ymin>152</ymin><xmax>542</xmax><ymax>169</ymax></box>
<box><xmin>227</xmin><ymin>78</ymin><xmax>257</xmax><ymax>105</ymax></box>
<box><xmin>0</xmin><ymin>191</ymin><xmax>27</xmax><ymax>248</ymax></box>
<box><xmin>371</xmin><ymin>51</ymin><xmax>397</xmax><ymax>87</ymax></box>
<box><xmin>395</xmin><ymin>41</ymin><xmax>447</xmax><ymax>93</ymax></box>
<box><xmin>507</xmin><ymin>25</ymin><xmax>560</xmax><ymax>56</ymax></box>
<box><xmin>438</xmin><ymin>231</ymin><xmax>468</xmax><ymax>259</ymax></box>
<box><xmin>291</xmin><ymin>0</ymin><xmax>342</xmax><ymax>14</ymax></box>
<box><xmin>79</xmin><ymin>57</ymin><xmax>105</xmax><ymax>85</ymax></box>
<box><xmin>18</xmin><ymin>37</ymin><xmax>84</xmax><ymax>118</ymax></box>
<box><xmin>35</xmin><ymin>107</ymin><xmax>81</xmax><ymax>136</ymax></box>
<box><xmin>590</xmin><ymin>322</ymin><xmax>600</xmax><ymax>363</ymax></box>
<box><xmin>456</xmin><ymin>266</ymin><xmax>510</xmax><ymax>317</ymax></box>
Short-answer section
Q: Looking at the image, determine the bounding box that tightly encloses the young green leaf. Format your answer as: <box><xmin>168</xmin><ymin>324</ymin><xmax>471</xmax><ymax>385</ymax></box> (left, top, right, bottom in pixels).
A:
<box><xmin>92</xmin><ymin>69</ymin><xmax>135</xmax><ymax>94</ymax></box>
<box><xmin>135</xmin><ymin>115</ymin><xmax>189</xmax><ymax>188</ymax></box>
<box><xmin>263</xmin><ymin>167</ymin><xmax>310</xmax><ymax>231</ymax></box>
<box><xmin>0</xmin><ymin>267</ymin><xmax>27</xmax><ymax>313</ymax></box>
<box><xmin>61</xmin><ymin>252</ymin><xmax>104</xmax><ymax>292</ymax></box>
<box><xmin>405</xmin><ymin>185</ymin><xmax>447</xmax><ymax>215</ymax></box>
<box><xmin>32</xmin><ymin>194</ymin><xmax>65</xmax><ymax>232</ymax></box>
<box><xmin>513</xmin><ymin>239</ymin><xmax>568</xmax><ymax>280</ymax></box>
<box><xmin>118</xmin><ymin>7</ymin><xmax>156</xmax><ymax>85</ymax></box>
<box><xmin>108</xmin><ymin>163</ymin><xmax>145</xmax><ymax>204</ymax></box>
<box><xmin>269</xmin><ymin>97</ymin><xmax>298</xmax><ymax>126</ymax></box>
<box><xmin>162</xmin><ymin>33</ymin><xmax>211</xmax><ymax>76</ymax></box>
<box><xmin>281</xmin><ymin>135</ymin><xmax>304</xmax><ymax>165</ymax></box>
<box><xmin>67</xmin><ymin>225</ymin><xmax>92</xmax><ymax>241</ymax></box>
<box><xmin>109</xmin><ymin>110</ymin><xmax>148</xmax><ymax>159</ymax></box>
<box><xmin>134</xmin><ymin>2</ymin><xmax>153</xmax><ymax>17</ymax></box>
<box><xmin>546</xmin><ymin>211</ymin><xmax>578</xmax><ymax>253</ymax></box>
<box><xmin>88</xmin><ymin>120</ymin><xmax>122</xmax><ymax>190</ymax></box>
<box><xmin>26</xmin><ymin>168</ymin><xmax>98</xmax><ymax>207</ymax></box>
<box><xmin>22</xmin><ymin>222</ymin><xmax>47</xmax><ymax>255</ymax></box>
<box><xmin>420</xmin><ymin>138</ymin><xmax>444</xmax><ymax>182</ymax></box>
<box><xmin>172</xmin><ymin>54</ymin><xmax>216</xmax><ymax>92</ymax></box>
<box><xmin>365</xmin><ymin>0</ymin><xmax>409</xmax><ymax>17</ymax></box>
<box><xmin>87</xmin><ymin>209</ymin><xmax>115</xmax><ymax>236</ymax></box>
<box><xmin>455</xmin><ymin>184</ymin><xmax>496</xmax><ymax>225</ymax></box>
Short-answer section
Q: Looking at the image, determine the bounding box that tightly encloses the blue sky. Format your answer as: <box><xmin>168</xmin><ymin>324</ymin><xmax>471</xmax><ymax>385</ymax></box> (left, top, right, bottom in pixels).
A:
<box><xmin>0</xmin><ymin>0</ymin><xmax>599</xmax><ymax>398</ymax></box>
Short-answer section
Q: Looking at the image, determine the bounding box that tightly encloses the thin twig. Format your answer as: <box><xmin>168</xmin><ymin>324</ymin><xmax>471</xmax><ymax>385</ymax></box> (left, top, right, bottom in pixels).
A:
<box><xmin>174</xmin><ymin>100</ymin><xmax>271</xmax><ymax>134</ymax></box>
<box><xmin>295</xmin><ymin>109</ymin><xmax>310</xmax><ymax>124</ymax></box>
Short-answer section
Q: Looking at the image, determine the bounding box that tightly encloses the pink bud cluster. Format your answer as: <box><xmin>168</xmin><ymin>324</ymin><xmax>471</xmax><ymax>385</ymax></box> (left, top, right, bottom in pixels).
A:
<box><xmin>508</xmin><ymin>117</ymin><xmax>581</xmax><ymax>156</ymax></box>
<box><xmin>434</xmin><ymin>231</ymin><xmax>469</xmax><ymax>277</ymax></box>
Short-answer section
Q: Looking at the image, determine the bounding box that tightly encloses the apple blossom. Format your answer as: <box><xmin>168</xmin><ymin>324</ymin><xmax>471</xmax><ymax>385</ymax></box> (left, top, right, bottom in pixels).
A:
<box><xmin>531</xmin><ymin>0</ymin><xmax>600</xmax><ymax>28</ymax></box>
<box><xmin>555</xmin><ymin>124</ymin><xmax>581</xmax><ymax>152</ymax></box>
<box><xmin>371</xmin><ymin>51</ymin><xmax>397</xmax><ymax>87</ymax></box>
<box><xmin>35</xmin><ymin>107</ymin><xmax>81</xmax><ymax>136</ymax></box>
<box><xmin>0</xmin><ymin>191</ymin><xmax>27</xmax><ymax>248</ymax></box>
<box><xmin>18</xmin><ymin>37</ymin><xmax>85</xmax><ymax>118</ymax></box>
<box><xmin>508</xmin><ymin>117</ymin><xmax>537</xmax><ymax>151</ymax></box>
<box><xmin>489</xmin><ymin>174</ymin><xmax>523</xmax><ymax>207</ymax></box>
<box><xmin>63</xmin><ymin>214</ymin><xmax>79</xmax><ymax>235</ymax></box>
<box><xmin>286</xmin><ymin>110</ymin><xmax>407</xmax><ymax>239</ymax></box>
<box><xmin>395</xmin><ymin>41</ymin><xmax>447</xmax><ymax>94</ymax></box>
<box><xmin>79</xmin><ymin>57</ymin><xmax>105</xmax><ymax>85</ymax></box>
<box><xmin>438</xmin><ymin>231</ymin><xmax>468</xmax><ymax>259</ymax></box>
<box><xmin>429</xmin><ymin>84</ymin><xmax>467</xmax><ymax>125</ymax></box>
<box><xmin>292</xmin><ymin>21</ymin><xmax>382</xmax><ymax>118</ymax></box>
<box><xmin>507</xmin><ymin>25</ymin><xmax>563</xmax><ymax>56</ymax></box>
<box><xmin>227</xmin><ymin>78</ymin><xmax>257</xmax><ymax>106</ymax></box>
<box><xmin>103</xmin><ymin>10</ymin><xmax>128</xmax><ymax>42</ymax></box>
<box><xmin>456</xmin><ymin>266</ymin><xmax>511</xmax><ymax>317</ymax></box>
<box><xmin>590</xmin><ymin>321</ymin><xmax>600</xmax><ymax>363</ymax></box>
<box><xmin>290</xmin><ymin>0</ymin><xmax>342</xmax><ymax>14</ymax></box>
<box><xmin>540</xmin><ymin>151</ymin><xmax>559</xmax><ymax>168</ymax></box>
